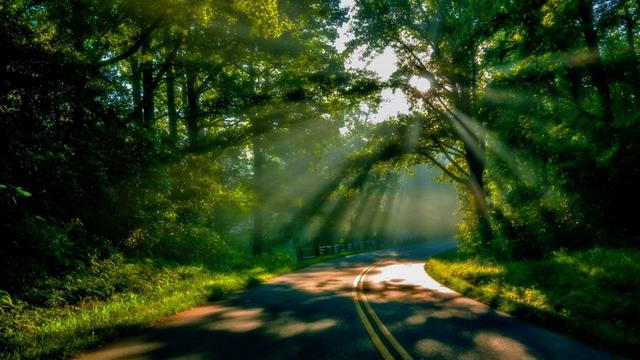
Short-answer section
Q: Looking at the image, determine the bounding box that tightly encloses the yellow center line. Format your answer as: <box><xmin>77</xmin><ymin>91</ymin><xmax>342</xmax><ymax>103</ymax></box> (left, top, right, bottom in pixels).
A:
<box><xmin>352</xmin><ymin>263</ymin><xmax>414</xmax><ymax>360</ymax></box>
<box><xmin>353</xmin><ymin>265</ymin><xmax>394</xmax><ymax>360</ymax></box>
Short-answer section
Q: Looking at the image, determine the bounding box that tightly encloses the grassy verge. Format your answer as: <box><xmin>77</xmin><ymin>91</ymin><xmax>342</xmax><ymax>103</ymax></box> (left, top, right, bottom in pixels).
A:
<box><xmin>424</xmin><ymin>247</ymin><xmax>640</xmax><ymax>356</ymax></box>
<box><xmin>0</xmin><ymin>250</ymin><xmax>360</xmax><ymax>360</ymax></box>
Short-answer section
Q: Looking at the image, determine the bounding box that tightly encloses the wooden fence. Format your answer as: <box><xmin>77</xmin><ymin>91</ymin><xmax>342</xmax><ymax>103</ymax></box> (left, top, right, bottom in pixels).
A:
<box><xmin>296</xmin><ymin>240</ymin><xmax>382</xmax><ymax>261</ymax></box>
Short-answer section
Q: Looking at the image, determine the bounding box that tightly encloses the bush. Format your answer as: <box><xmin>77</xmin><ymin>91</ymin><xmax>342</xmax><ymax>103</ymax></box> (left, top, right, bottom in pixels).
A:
<box><xmin>0</xmin><ymin>214</ymin><xmax>109</xmax><ymax>292</ymax></box>
<box><xmin>425</xmin><ymin>247</ymin><xmax>640</xmax><ymax>356</ymax></box>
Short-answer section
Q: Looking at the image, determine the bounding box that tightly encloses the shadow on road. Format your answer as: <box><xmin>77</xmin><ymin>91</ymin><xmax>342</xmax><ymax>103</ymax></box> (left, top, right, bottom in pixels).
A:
<box><xmin>79</xmin><ymin>242</ymin><xmax>617</xmax><ymax>360</ymax></box>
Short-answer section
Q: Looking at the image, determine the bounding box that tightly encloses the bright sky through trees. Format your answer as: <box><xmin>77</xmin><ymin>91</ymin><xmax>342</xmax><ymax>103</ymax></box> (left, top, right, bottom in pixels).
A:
<box><xmin>336</xmin><ymin>0</ymin><xmax>413</xmax><ymax>122</ymax></box>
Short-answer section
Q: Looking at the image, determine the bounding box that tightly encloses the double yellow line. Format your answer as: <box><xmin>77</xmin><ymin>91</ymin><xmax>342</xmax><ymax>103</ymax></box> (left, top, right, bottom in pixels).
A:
<box><xmin>352</xmin><ymin>264</ymin><xmax>414</xmax><ymax>360</ymax></box>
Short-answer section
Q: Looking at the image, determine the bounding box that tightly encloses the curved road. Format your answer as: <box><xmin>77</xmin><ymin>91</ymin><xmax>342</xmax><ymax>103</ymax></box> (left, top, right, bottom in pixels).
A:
<box><xmin>79</xmin><ymin>241</ymin><xmax>618</xmax><ymax>359</ymax></box>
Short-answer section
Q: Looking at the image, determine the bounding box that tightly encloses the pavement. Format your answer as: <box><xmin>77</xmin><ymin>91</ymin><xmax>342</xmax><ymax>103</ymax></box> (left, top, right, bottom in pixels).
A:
<box><xmin>78</xmin><ymin>240</ymin><xmax>619</xmax><ymax>359</ymax></box>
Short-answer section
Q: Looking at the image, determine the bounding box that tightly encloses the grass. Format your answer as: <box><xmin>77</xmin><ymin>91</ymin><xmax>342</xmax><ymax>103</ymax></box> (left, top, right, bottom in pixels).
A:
<box><xmin>0</xmin><ymin>249</ymin><xmax>360</xmax><ymax>360</ymax></box>
<box><xmin>424</xmin><ymin>247</ymin><xmax>640</xmax><ymax>356</ymax></box>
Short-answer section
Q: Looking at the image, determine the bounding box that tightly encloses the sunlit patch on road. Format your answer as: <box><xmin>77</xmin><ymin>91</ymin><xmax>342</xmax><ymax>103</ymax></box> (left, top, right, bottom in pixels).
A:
<box><xmin>367</xmin><ymin>263</ymin><xmax>455</xmax><ymax>294</ymax></box>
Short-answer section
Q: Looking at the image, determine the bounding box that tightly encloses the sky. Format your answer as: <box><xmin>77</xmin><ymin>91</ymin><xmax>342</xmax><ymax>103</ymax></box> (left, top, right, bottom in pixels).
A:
<box><xmin>334</xmin><ymin>0</ymin><xmax>429</xmax><ymax>123</ymax></box>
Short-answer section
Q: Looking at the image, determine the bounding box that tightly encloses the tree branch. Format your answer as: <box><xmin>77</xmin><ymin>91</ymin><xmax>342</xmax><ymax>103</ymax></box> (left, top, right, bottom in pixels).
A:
<box><xmin>420</xmin><ymin>149</ymin><xmax>468</xmax><ymax>185</ymax></box>
<box><xmin>434</xmin><ymin>141</ymin><xmax>470</xmax><ymax>177</ymax></box>
<box><xmin>98</xmin><ymin>15</ymin><xmax>165</xmax><ymax>67</ymax></box>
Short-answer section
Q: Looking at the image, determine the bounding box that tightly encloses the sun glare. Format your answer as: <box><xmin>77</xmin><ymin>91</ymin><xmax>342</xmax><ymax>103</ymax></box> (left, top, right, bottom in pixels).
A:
<box><xmin>409</xmin><ymin>76</ymin><xmax>431</xmax><ymax>93</ymax></box>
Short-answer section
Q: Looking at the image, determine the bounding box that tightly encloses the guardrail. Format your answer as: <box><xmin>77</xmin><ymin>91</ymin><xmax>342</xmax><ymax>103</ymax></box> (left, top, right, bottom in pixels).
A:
<box><xmin>296</xmin><ymin>240</ymin><xmax>382</xmax><ymax>261</ymax></box>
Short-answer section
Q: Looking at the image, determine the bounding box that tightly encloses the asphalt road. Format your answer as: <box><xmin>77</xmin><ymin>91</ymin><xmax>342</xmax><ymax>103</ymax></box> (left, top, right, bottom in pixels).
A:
<box><xmin>78</xmin><ymin>241</ymin><xmax>618</xmax><ymax>359</ymax></box>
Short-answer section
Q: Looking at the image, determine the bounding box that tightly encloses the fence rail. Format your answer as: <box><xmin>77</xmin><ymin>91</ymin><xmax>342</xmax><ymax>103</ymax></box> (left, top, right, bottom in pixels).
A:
<box><xmin>296</xmin><ymin>240</ymin><xmax>382</xmax><ymax>261</ymax></box>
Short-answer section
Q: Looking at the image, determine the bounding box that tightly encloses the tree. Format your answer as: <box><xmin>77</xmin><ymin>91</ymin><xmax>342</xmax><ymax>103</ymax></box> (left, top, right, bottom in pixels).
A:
<box><xmin>348</xmin><ymin>0</ymin><xmax>640</xmax><ymax>256</ymax></box>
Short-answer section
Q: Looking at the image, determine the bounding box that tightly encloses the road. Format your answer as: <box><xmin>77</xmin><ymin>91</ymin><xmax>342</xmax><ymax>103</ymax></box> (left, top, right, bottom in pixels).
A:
<box><xmin>78</xmin><ymin>241</ymin><xmax>618</xmax><ymax>359</ymax></box>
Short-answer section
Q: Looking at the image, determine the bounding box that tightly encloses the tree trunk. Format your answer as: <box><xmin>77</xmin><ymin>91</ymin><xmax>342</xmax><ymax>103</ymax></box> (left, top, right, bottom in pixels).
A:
<box><xmin>185</xmin><ymin>70</ymin><xmax>199</xmax><ymax>146</ymax></box>
<box><xmin>624</xmin><ymin>10</ymin><xmax>640</xmax><ymax>106</ymax></box>
<box><xmin>577</xmin><ymin>0</ymin><xmax>613</xmax><ymax>122</ymax></box>
<box><xmin>566</xmin><ymin>66</ymin><xmax>583</xmax><ymax>106</ymax></box>
<box><xmin>345</xmin><ymin>183</ymin><xmax>378</xmax><ymax>242</ymax></box>
<box><xmin>556</xmin><ymin>36</ymin><xmax>583</xmax><ymax>107</ymax></box>
<box><xmin>311</xmin><ymin>169</ymin><xmax>371</xmax><ymax>245</ymax></box>
<box><xmin>130</xmin><ymin>59</ymin><xmax>143</xmax><ymax>124</ymax></box>
<box><xmin>142</xmin><ymin>53</ymin><xmax>154</xmax><ymax>128</ymax></box>
<box><xmin>458</xmin><ymin>82</ymin><xmax>492</xmax><ymax>244</ymax></box>
<box><xmin>464</xmin><ymin>143</ymin><xmax>492</xmax><ymax>244</ymax></box>
<box><xmin>166</xmin><ymin>66</ymin><xmax>178</xmax><ymax>144</ymax></box>
<box><xmin>251</xmin><ymin>117</ymin><xmax>265</xmax><ymax>255</ymax></box>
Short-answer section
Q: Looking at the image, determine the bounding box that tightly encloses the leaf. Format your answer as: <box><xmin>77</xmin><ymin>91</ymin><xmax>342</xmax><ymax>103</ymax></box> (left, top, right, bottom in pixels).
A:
<box><xmin>15</xmin><ymin>187</ymin><xmax>32</xmax><ymax>198</ymax></box>
<box><xmin>0</xmin><ymin>290</ymin><xmax>14</xmax><ymax>310</ymax></box>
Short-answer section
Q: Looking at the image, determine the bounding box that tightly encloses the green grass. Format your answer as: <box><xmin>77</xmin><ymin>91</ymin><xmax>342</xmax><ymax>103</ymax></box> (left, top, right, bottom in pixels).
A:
<box><xmin>0</xmin><ymin>250</ymin><xmax>359</xmax><ymax>360</ymax></box>
<box><xmin>424</xmin><ymin>247</ymin><xmax>640</xmax><ymax>356</ymax></box>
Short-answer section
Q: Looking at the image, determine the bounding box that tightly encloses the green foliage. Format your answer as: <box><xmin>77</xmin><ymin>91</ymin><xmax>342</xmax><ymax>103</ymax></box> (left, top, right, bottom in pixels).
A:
<box><xmin>0</xmin><ymin>0</ymin><xmax>358</xmax><ymax>286</ymax></box>
<box><xmin>0</xmin><ymin>1</ymin><xmax>378</xmax><ymax>356</ymax></box>
<box><xmin>2</xmin><ymin>0</ymin><xmax>640</xmax><ymax>355</ymax></box>
<box><xmin>0</xmin><ymin>248</ymin><xmax>369</xmax><ymax>359</ymax></box>
<box><xmin>349</xmin><ymin>0</ymin><xmax>640</xmax><ymax>257</ymax></box>
<box><xmin>425</xmin><ymin>247</ymin><xmax>640</xmax><ymax>356</ymax></box>
<box><xmin>114</xmin><ymin>155</ymin><xmax>251</xmax><ymax>261</ymax></box>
